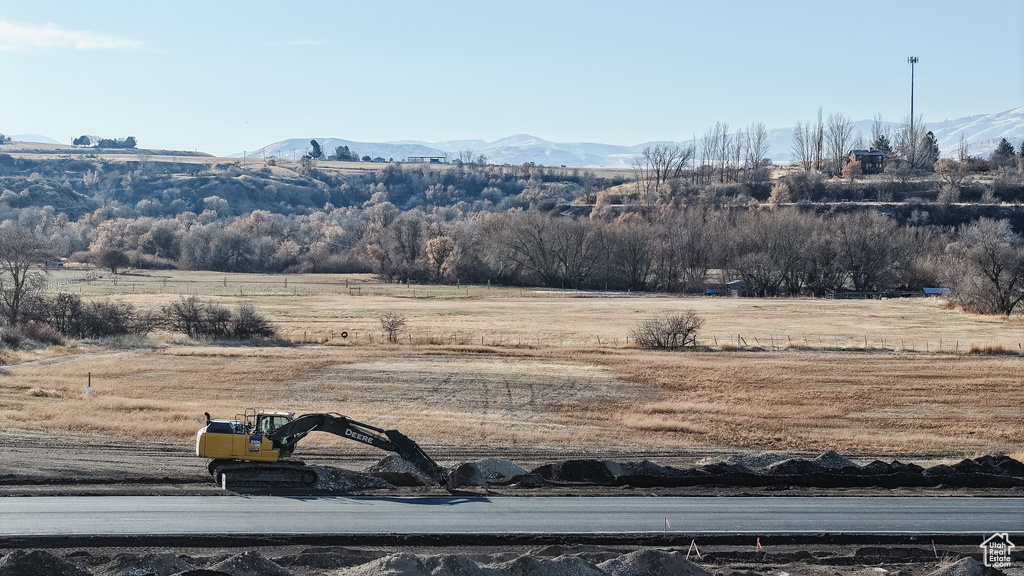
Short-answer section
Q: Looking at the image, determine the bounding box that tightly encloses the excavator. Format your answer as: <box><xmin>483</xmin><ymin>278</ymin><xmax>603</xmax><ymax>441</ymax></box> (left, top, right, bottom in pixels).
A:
<box><xmin>196</xmin><ymin>409</ymin><xmax>444</xmax><ymax>488</ymax></box>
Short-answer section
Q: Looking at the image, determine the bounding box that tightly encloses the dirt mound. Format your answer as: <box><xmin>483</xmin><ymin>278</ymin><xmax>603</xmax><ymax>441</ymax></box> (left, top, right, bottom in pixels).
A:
<box><xmin>209</xmin><ymin>550</ymin><xmax>292</xmax><ymax>576</ymax></box>
<box><xmin>529</xmin><ymin>460</ymin><xmax>617</xmax><ymax>485</ymax></box>
<box><xmin>494</xmin><ymin>555</ymin><xmax>606</xmax><ymax>576</ymax></box>
<box><xmin>422</xmin><ymin>554</ymin><xmax>501</xmax><ymax>576</ymax></box>
<box><xmin>334</xmin><ymin>552</ymin><xmax>429</xmax><ymax>575</ymax></box>
<box><xmin>598</xmin><ymin>550</ymin><xmax>711</xmax><ymax>576</ymax></box>
<box><xmin>312</xmin><ymin>466</ymin><xmax>393</xmax><ymax>492</ymax></box>
<box><xmin>446</xmin><ymin>462</ymin><xmax>488</xmax><ymax>490</ymax></box>
<box><xmin>274</xmin><ymin>547</ymin><xmax>384</xmax><ymax>569</ymax></box>
<box><xmin>367</xmin><ymin>455</ymin><xmax>437</xmax><ymax>486</ymax></box>
<box><xmin>0</xmin><ymin>550</ymin><xmax>91</xmax><ymax>576</ymax></box>
<box><xmin>813</xmin><ymin>450</ymin><xmax>859</xmax><ymax>470</ymax></box>
<box><xmin>474</xmin><ymin>458</ymin><xmax>527</xmax><ymax>480</ymax></box>
<box><xmin>698</xmin><ymin>451</ymin><xmax>793</xmax><ymax>471</ymax></box>
<box><xmin>927</xmin><ymin>557</ymin><xmax>1004</xmax><ymax>576</ymax></box>
<box><xmin>97</xmin><ymin>553</ymin><xmax>195</xmax><ymax>576</ymax></box>
<box><xmin>764</xmin><ymin>458</ymin><xmax>828</xmax><ymax>476</ymax></box>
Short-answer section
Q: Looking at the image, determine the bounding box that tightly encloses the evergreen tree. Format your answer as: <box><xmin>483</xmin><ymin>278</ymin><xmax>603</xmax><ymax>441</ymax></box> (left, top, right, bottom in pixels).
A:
<box><xmin>871</xmin><ymin>134</ymin><xmax>892</xmax><ymax>153</ymax></box>
<box><xmin>994</xmin><ymin>138</ymin><xmax>1015</xmax><ymax>158</ymax></box>
<box><xmin>309</xmin><ymin>139</ymin><xmax>322</xmax><ymax>159</ymax></box>
<box><xmin>918</xmin><ymin>131</ymin><xmax>940</xmax><ymax>168</ymax></box>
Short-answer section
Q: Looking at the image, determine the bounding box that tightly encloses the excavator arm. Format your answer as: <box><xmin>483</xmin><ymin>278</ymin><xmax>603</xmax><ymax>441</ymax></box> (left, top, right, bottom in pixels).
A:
<box><xmin>267</xmin><ymin>413</ymin><xmax>444</xmax><ymax>483</ymax></box>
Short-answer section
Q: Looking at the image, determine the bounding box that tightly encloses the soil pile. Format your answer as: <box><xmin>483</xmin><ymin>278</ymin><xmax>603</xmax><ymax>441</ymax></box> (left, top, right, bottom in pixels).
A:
<box><xmin>446</xmin><ymin>462</ymin><xmax>488</xmax><ymax>491</ymax></box>
<box><xmin>474</xmin><ymin>458</ymin><xmax>527</xmax><ymax>480</ymax></box>
<box><xmin>597</xmin><ymin>550</ymin><xmax>712</xmax><ymax>576</ymax></box>
<box><xmin>209</xmin><ymin>550</ymin><xmax>292</xmax><ymax>576</ymax></box>
<box><xmin>312</xmin><ymin>466</ymin><xmax>393</xmax><ymax>492</ymax></box>
<box><xmin>813</xmin><ymin>450</ymin><xmax>858</xmax><ymax>470</ymax></box>
<box><xmin>366</xmin><ymin>455</ymin><xmax>437</xmax><ymax>486</ymax></box>
<box><xmin>334</xmin><ymin>552</ymin><xmax>429</xmax><ymax>576</ymax></box>
<box><xmin>0</xmin><ymin>550</ymin><xmax>91</xmax><ymax>576</ymax></box>
<box><xmin>522</xmin><ymin>453</ymin><xmax>1024</xmax><ymax>489</ymax></box>
<box><xmin>96</xmin><ymin>553</ymin><xmax>194</xmax><ymax>576</ymax></box>
<box><xmin>274</xmin><ymin>547</ymin><xmax>385</xmax><ymax>569</ymax></box>
<box><xmin>698</xmin><ymin>451</ymin><xmax>794</xmax><ymax>471</ymax></box>
<box><xmin>493</xmin><ymin>555</ymin><xmax>607</xmax><ymax>576</ymax></box>
<box><xmin>528</xmin><ymin>460</ymin><xmax>618</xmax><ymax>485</ymax></box>
<box><xmin>422</xmin><ymin>554</ymin><xmax>501</xmax><ymax>576</ymax></box>
<box><xmin>927</xmin><ymin>557</ymin><xmax>1004</xmax><ymax>576</ymax></box>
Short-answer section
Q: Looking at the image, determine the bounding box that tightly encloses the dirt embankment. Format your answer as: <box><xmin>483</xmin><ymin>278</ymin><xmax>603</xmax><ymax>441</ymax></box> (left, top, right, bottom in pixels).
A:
<box><xmin>1</xmin><ymin>545</ymin><xmax>1020</xmax><ymax>576</ymax></box>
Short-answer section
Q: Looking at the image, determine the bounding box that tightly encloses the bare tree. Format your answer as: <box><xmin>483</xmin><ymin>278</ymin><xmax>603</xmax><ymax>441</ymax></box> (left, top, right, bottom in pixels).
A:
<box><xmin>701</xmin><ymin>122</ymin><xmax>732</xmax><ymax>184</ymax></box>
<box><xmin>957</xmin><ymin>132</ymin><xmax>969</xmax><ymax>161</ymax></box>
<box><xmin>502</xmin><ymin>212</ymin><xmax>562</xmax><ymax>287</ymax></box>
<box><xmin>550</xmin><ymin>218</ymin><xmax>601</xmax><ymax>289</ymax></box>
<box><xmin>944</xmin><ymin>218</ymin><xmax>1024</xmax><ymax>316</ymax></box>
<box><xmin>0</xmin><ymin>226</ymin><xmax>52</xmax><ymax>326</ymax></box>
<box><xmin>813</xmin><ymin>108</ymin><xmax>825</xmax><ymax>171</ymax></box>
<box><xmin>632</xmin><ymin>143</ymin><xmax>695</xmax><ymax>204</ymax></box>
<box><xmin>630</xmin><ymin>310</ymin><xmax>705</xmax><ymax>349</ymax></box>
<box><xmin>893</xmin><ymin>114</ymin><xmax>927</xmax><ymax>168</ymax></box>
<box><xmin>742</xmin><ymin>123</ymin><xmax>771</xmax><ymax>195</ymax></box>
<box><xmin>791</xmin><ymin>121</ymin><xmax>814</xmax><ymax>172</ymax></box>
<box><xmin>825</xmin><ymin>113</ymin><xmax>855</xmax><ymax>175</ymax></box>
<box><xmin>609</xmin><ymin>215</ymin><xmax>657</xmax><ymax>291</ymax></box>
<box><xmin>380</xmin><ymin>312</ymin><xmax>408</xmax><ymax>343</ymax></box>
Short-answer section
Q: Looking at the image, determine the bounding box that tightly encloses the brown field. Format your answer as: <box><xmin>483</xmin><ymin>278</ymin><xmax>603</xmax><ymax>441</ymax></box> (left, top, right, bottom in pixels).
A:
<box><xmin>2</xmin><ymin>269</ymin><xmax>1022</xmax><ymax>460</ymax></box>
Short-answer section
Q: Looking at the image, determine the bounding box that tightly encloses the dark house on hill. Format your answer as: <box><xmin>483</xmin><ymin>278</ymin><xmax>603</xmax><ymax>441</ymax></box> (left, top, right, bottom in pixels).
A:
<box><xmin>849</xmin><ymin>149</ymin><xmax>886</xmax><ymax>174</ymax></box>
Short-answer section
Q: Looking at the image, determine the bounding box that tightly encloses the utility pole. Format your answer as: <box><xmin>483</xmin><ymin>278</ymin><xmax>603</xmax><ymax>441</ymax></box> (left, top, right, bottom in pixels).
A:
<box><xmin>908</xmin><ymin>56</ymin><xmax>918</xmax><ymax>166</ymax></box>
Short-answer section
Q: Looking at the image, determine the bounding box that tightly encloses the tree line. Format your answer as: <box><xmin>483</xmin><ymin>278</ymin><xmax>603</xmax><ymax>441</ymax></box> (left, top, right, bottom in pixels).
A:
<box><xmin>1</xmin><ymin>202</ymin><xmax>1022</xmax><ymax>318</ymax></box>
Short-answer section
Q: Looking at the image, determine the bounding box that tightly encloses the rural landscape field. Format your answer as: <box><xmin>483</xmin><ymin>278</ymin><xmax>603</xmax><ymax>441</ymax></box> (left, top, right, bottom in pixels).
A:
<box><xmin>3</xmin><ymin>3</ymin><xmax>1024</xmax><ymax>572</ymax></box>
<box><xmin>3</xmin><ymin>268</ymin><xmax>1021</xmax><ymax>462</ymax></box>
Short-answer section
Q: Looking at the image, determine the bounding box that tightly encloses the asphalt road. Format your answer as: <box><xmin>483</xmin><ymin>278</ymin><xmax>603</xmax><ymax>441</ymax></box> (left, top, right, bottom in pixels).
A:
<box><xmin>0</xmin><ymin>496</ymin><xmax>1021</xmax><ymax>537</ymax></box>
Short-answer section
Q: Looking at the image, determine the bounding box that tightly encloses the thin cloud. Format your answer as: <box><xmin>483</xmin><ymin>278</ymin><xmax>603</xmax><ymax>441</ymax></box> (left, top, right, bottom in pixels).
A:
<box><xmin>0</xmin><ymin>20</ymin><xmax>142</xmax><ymax>52</ymax></box>
<box><xmin>265</xmin><ymin>39</ymin><xmax>329</xmax><ymax>46</ymax></box>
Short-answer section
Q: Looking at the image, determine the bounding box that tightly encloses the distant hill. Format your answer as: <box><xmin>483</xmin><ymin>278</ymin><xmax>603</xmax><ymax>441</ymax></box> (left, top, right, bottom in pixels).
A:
<box><xmin>241</xmin><ymin>107</ymin><xmax>1024</xmax><ymax>168</ymax></box>
<box><xmin>9</xmin><ymin>134</ymin><xmax>62</xmax><ymax>145</ymax></box>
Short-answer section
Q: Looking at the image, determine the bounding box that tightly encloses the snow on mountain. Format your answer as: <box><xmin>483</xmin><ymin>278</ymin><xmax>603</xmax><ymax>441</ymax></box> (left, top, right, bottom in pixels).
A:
<box><xmin>239</xmin><ymin>138</ymin><xmax>448</xmax><ymax>161</ymax></box>
<box><xmin>239</xmin><ymin>107</ymin><xmax>1024</xmax><ymax>168</ymax></box>
<box><xmin>10</xmin><ymin>134</ymin><xmax>62</xmax><ymax>145</ymax></box>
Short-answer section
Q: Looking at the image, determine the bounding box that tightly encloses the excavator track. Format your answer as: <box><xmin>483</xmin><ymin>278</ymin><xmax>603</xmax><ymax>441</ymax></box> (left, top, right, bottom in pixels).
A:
<box><xmin>209</xmin><ymin>459</ymin><xmax>318</xmax><ymax>489</ymax></box>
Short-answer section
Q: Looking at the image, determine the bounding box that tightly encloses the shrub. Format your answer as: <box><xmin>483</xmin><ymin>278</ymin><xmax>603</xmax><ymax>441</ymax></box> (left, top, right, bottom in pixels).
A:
<box><xmin>20</xmin><ymin>320</ymin><xmax>63</xmax><ymax>345</ymax></box>
<box><xmin>629</xmin><ymin>310</ymin><xmax>705</xmax><ymax>350</ymax></box>
<box><xmin>0</xmin><ymin>326</ymin><xmax>25</xmax><ymax>349</ymax></box>
<box><xmin>380</xmin><ymin>312</ymin><xmax>407</xmax><ymax>344</ymax></box>
<box><xmin>231</xmin><ymin>302</ymin><xmax>275</xmax><ymax>339</ymax></box>
<box><xmin>162</xmin><ymin>296</ymin><xmax>274</xmax><ymax>340</ymax></box>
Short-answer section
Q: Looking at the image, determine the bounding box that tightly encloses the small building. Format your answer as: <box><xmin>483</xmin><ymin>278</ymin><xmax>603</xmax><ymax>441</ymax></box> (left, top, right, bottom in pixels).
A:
<box><xmin>849</xmin><ymin>149</ymin><xmax>886</xmax><ymax>174</ymax></box>
<box><xmin>726</xmin><ymin>280</ymin><xmax>743</xmax><ymax>297</ymax></box>
<box><xmin>407</xmin><ymin>155</ymin><xmax>448</xmax><ymax>164</ymax></box>
<box><xmin>923</xmin><ymin>287</ymin><xmax>950</xmax><ymax>297</ymax></box>
<box><xmin>45</xmin><ymin>259</ymin><xmax>64</xmax><ymax>269</ymax></box>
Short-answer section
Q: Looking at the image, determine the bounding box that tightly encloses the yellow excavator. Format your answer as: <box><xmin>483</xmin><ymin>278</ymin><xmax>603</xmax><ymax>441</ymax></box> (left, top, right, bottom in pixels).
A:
<box><xmin>196</xmin><ymin>409</ymin><xmax>443</xmax><ymax>488</ymax></box>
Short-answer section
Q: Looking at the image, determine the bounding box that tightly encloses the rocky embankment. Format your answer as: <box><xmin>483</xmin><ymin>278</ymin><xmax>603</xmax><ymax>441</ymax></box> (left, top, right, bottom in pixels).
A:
<box><xmin>353</xmin><ymin>451</ymin><xmax>1024</xmax><ymax>492</ymax></box>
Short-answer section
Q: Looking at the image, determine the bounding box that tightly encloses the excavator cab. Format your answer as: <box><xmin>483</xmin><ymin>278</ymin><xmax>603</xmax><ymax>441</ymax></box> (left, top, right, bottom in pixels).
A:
<box><xmin>197</xmin><ymin>409</ymin><xmax>294</xmax><ymax>462</ymax></box>
<box><xmin>251</xmin><ymin>410</ymin><xmax>294</xmax><ymax>437</ymax></box>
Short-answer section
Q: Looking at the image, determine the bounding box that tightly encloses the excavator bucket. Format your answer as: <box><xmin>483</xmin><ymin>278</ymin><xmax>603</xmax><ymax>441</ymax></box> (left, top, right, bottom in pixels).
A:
<box><xmin>384</xmin><ymin>429</ymin><xmax>445</xmax><ymax>483</ymax></box>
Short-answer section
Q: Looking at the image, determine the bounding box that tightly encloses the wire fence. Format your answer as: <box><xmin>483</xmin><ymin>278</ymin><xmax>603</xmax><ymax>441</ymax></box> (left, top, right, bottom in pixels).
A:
<box><xmin>278</xmin><ymin>328</ymin><xmax>1024</xmax><ymax>356</ymax></box>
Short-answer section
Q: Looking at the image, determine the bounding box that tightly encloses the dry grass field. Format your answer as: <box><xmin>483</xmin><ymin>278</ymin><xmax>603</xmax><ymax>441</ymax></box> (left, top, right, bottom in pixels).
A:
<box><xmin>1</xmin><ymin>269</ymin><xmax>1021</xmax><ymax>460</ymax></box>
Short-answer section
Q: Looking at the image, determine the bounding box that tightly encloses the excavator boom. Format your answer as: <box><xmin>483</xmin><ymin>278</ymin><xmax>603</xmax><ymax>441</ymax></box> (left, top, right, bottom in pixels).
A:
<box><xmin>268</xmin><ymin>412</ymin><xmax>443</xmax><ymax>482</ymax></box>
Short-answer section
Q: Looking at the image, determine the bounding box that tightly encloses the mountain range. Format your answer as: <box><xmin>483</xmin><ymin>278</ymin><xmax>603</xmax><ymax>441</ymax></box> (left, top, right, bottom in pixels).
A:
<box><xmin>239</xmin><ymin>107</ymin><xmax>1024</xmax><ymax>168</ymax></box>
<box><xmin>10</xmin><ymin>108</ymin><xmax>1023</xmax><ymax>168</ymax></box>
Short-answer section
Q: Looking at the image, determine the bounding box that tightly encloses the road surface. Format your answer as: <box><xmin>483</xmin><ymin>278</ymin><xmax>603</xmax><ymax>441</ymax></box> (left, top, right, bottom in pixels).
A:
<box><xmin>0</xmin><ymin>496</ymin><xmax>1020</xmax><ymax>537</ymax></box>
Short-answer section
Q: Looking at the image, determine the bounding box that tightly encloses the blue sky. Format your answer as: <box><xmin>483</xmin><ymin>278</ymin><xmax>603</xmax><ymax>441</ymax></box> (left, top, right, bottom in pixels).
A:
<box><xmin>1</xmin><ymin>1</ymin><xmax>1021</xmax><ymax>156</ymax></box>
